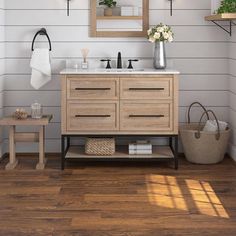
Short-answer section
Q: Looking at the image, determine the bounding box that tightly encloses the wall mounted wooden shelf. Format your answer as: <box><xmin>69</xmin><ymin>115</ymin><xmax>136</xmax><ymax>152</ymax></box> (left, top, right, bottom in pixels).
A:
<box><xmin>205</xmin><ymin>13</ymin><xmax>236</xmax><ymax>21</ymax></box>
<box><xmin>96</xmin><ymin>16</ymin><xmax>143</xmax><ymax>21</ymax></box>
<box><xmin>205</xmin><ymin>13</ymin><xmax>236</xmax><ymax>36</ymax></box>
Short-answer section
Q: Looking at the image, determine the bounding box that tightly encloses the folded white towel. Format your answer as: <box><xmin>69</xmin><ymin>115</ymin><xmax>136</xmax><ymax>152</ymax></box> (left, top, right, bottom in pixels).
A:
<box><xmin>30</xmin><ymin>48</ymin><xmax>51</xmax><ymax>90</ymax></box>
<box><xmin>203</xmin><ymin>120</ymin><xmax>228</xmax><ymax>132</ymax></box>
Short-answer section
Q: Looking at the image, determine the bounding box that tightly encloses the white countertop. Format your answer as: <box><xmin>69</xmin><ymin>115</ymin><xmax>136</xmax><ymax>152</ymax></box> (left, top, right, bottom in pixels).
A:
<box><xmin>60</xmin><ymin>68</ymin><xmax>180</xmax><ymax>75</ymax></box>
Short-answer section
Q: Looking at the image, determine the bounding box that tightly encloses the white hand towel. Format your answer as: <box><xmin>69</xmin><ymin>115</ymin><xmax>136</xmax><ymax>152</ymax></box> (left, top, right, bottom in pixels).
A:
<box><xmin>30</xmin><ymin>48</ymin><xmax>51</xmax><ymax>90</ymax></box>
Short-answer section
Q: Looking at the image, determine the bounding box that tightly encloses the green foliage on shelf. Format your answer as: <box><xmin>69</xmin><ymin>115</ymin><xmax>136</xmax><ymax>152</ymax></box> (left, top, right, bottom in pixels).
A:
<box><xmin>99</xmin><ymin>0</ymin><xmax>117</xmax><ymax>8</ymax></box>
<box><xmin>217</xmin><ymin>0</ymin><xmax>236</xmax><ymax>14</ymax></box>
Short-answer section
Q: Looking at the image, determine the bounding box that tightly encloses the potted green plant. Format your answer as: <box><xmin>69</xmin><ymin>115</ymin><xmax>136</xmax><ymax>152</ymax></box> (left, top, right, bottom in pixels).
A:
<box><xmin>99</xmin><ymin>0</ymin><xmax>117</xmax><ymax>16</ymax></box>
<box><xmin>217</xmin><ymin>0</ymin><xmax>236</xmax><ymax>13</ymax></box>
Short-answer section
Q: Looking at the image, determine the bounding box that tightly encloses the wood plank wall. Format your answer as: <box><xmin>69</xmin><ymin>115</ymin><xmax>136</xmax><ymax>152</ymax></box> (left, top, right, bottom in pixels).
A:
<box><xmin>229</xmin><ymin>26</ymin><xmax>236</xmax><ymax>161</ymax></box>
<box><xmin>0</xmin><ymin>0</ymin><xmax>4</xmax><ymax>156</ymax></box>
<box><xmin>0</xmin><ymin>0</ymin><xmax>232</xmax><ymax>154</ymax></box>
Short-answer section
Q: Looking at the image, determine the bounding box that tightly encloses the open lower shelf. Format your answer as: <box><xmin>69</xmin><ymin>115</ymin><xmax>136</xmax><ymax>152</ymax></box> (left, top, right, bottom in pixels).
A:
<box><xmin>65</xmin><ymin>145</ymin><xmax>174</xmax><ymax>159</ymax></box>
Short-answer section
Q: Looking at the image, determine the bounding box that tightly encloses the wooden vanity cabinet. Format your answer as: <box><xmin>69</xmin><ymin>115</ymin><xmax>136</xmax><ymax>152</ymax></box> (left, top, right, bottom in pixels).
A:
<box><xmin>60</xmin><ymin>73</ymin><xmax>179</xmax><ymax>170</ymax></box>
<box><xmin>61</xmin><ymin>75</ymin><xmax>178</xmax><ymax>135</ymax></box>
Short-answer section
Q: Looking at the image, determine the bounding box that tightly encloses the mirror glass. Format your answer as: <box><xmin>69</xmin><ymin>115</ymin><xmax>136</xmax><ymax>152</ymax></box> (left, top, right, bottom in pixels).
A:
<box><xmin>91</xmin><ymin>0</ymin><xmax>149</xmax><ymax>37</ymax></box>
<box><xmin>97</xmin><ymin>0</ymin><xmax>143</xmax><ymax>32</ymax></box>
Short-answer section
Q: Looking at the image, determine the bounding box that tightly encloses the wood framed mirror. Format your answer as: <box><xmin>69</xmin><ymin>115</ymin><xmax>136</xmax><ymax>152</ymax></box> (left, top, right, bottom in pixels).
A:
<box><xmin>90</xmin><ymin>0</ymin><xmax>149</xmax><ymax>37</ymax></box>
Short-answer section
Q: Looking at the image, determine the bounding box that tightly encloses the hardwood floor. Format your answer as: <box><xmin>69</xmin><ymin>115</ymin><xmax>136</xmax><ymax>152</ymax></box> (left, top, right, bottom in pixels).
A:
<box><xmin>0</xmin><ymin>154</ymin><xmax>236</xmax><ymax>236</ymax></box>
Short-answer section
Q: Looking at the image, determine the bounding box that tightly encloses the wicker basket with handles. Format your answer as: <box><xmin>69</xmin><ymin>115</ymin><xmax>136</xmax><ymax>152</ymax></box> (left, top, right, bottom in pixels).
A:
<box><xmin>180</xmin><ymin>102</ymin><xmax>230</xmax><ymax>164</ymax></box>
<box><xmin>85</xmin><ymin>138</ymin><xmax>115</xmax><ymax>156</ymax></box>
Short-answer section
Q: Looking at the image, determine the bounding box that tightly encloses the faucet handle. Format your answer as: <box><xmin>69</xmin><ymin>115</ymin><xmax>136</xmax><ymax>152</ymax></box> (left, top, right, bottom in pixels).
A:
<box><xmin>127</xmin><ymin>59</ymin><xmax>139</xmax><ymax>69</ymax></box>
<box><xmin>101</xmin><ymin>59</ymin><xmax>111</xmax><ymax>69</ymax></box>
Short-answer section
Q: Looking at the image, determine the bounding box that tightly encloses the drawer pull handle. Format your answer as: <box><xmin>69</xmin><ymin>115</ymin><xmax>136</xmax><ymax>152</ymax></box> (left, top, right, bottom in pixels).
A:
<box><xmin>75</xmin><ymin>115</ymin><xmax>111</xmax><ymax>118</ymax></box>
<box><xmin>75</xmin><ymin>88</ymin><xmax>111</xmax><ymax>91</ymax></box>
<box><xmin>129</xmin><ymin>115</ymin><xmax>164</xmax><ymax>118</ymax></box>
<box><xmin>129</xmin><ymin>88</ymin><xmax>165</xmax><ymax>91</ymax></box>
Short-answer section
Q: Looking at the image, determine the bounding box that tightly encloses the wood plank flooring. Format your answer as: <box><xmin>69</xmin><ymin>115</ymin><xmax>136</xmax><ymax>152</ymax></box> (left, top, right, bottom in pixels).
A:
<box><xmin>0</xmin><ymin>155</ymin><xmax>236</xmax><ymax>236</ymax></box>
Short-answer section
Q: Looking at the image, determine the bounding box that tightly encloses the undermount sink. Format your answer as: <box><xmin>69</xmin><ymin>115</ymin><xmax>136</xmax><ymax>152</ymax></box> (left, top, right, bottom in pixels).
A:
<box><xmin>94</xmin><ymin>68</ymin><xmax>145</xmax><ymax>73</ymax></box>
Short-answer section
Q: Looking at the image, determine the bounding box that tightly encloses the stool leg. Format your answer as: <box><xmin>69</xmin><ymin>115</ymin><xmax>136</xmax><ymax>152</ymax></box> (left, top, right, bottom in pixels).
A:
<box><xmin>36</xmin><ymin>126</ymin><xmax>47</xmax><ymax>170</ymax></box>
<box><xmin>6</xmin><ymin>126</ymin><xmax>18</xmax><ymax>170</ymax></box>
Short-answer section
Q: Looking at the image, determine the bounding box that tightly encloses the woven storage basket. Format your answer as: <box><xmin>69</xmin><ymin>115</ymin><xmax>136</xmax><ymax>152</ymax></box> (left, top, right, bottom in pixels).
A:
<box><xmin>85</xmin><ymin>138</ymin><xmax>115</xmax><ymax>156</ymax></box>
<box><xmin>180</xmin><ymin>102</ymin><xmax>230</xmax><ymax>164</ymax></box>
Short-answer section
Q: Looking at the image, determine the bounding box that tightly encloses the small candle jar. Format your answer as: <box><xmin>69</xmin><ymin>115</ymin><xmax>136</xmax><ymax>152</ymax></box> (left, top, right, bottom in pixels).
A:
<box><xmin>31</xmin><ymin>102</ymin><xmax>43</xmax><ymax>119</ymax></box>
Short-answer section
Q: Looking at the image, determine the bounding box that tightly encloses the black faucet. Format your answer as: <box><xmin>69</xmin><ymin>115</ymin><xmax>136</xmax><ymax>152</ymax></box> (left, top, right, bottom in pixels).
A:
<box><xmin>117</xmin><ymin>52</ymin><xmax>122</xmax><ymax>69</ymax></box>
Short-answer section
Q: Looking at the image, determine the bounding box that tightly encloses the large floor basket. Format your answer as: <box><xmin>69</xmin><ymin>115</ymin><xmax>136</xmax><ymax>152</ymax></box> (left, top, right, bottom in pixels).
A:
<box><xmin>180</xmin><ymin>102</ymin><xmax>230</xmax><ymax>164</ymax></box>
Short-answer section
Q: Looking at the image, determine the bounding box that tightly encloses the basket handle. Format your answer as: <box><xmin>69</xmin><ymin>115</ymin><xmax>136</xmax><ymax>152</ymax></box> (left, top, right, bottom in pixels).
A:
<box><xmin>187</xmin><ymin>102</ymin><xmax>209</xmax><ymax>123</ymax></box>
<box><xmin>195</xmin><ymin>110</ymin><xmax>220</xmax><ymax>141</ymax></box>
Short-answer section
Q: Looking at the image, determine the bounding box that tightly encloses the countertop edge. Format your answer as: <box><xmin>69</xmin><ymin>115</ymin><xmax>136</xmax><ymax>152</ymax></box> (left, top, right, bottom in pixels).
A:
<box><xmin>60</xmin><ymin>69</ymin><xmax>180</xmax><ymax>75</ymax></box>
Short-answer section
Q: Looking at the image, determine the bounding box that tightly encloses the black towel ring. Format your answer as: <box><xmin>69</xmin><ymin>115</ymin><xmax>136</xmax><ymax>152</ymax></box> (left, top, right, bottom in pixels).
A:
<box><xmin>31</xmin><ymin>28</ymin><xmax>52</xmax><ymax>51</ymax></box>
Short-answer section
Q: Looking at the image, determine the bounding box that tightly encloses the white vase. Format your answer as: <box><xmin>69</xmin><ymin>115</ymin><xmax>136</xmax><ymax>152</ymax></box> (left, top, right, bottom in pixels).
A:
<box><xmin>211</xmin><ymin>0</ymin><xmax>221</xmax><ymax>14</ymax></box>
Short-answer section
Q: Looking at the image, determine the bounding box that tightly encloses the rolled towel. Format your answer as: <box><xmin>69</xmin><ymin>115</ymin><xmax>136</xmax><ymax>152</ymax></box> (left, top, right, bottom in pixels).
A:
<box><xmin>30</xmin><ymin>48</ymin><xmax>51</xmax><ymax>90</ymax></box>
<box><xmin>203</xmin><ymin>120</ymin><xmax>228</xmax><ymax>132</ymax></box>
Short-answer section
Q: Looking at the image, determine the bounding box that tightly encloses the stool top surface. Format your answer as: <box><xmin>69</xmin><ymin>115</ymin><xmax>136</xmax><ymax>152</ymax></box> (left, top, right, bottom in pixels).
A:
<box><xmin>0</xmin><ymin>115</ymin><xmax>53</xmax><ymax>126</ymax></box>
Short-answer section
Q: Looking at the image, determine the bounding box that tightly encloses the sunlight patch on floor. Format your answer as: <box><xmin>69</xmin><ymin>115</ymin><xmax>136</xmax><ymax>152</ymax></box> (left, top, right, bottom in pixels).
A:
<box><xmin>146</xmin><ymin>175</ymin><xmax>188</xmax><ymax>211</ymax></box>
<box><xmin>146</xmin><ymin>175</ymin><xmax>229</xmax><ymax>218</ymax></box>
<box><xmin>186</xmin><ymin>179</ymin><xmax>229</xmax><ymax>219</ymax></box>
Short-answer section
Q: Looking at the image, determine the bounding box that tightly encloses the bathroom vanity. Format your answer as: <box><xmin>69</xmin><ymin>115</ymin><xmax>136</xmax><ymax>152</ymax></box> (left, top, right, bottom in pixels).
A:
<box><xmin>60</xmin><ymin>69</ymin><xmax>179</xmax><ymax>169</ymax></box>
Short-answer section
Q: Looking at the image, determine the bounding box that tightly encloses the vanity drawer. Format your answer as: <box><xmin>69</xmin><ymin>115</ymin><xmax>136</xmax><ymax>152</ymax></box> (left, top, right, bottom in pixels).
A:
<box><xmin>67</xmin><ymin>77</ymin><xmax>119</xmax><ymax>100</ymax></box>
<box><xmin>120</xmin><ymin>101</ymin><xmax>173</xmax><ymax>131</ymax></box>
<box><xmin>120</xmin><ymin>77</ymin><xmax>172</xmax><ymax>100</ymax></box>
<box><xmin>67</xmin><ymin>101</ymin><xmax>119</xmax><ymax>131</ymax></box>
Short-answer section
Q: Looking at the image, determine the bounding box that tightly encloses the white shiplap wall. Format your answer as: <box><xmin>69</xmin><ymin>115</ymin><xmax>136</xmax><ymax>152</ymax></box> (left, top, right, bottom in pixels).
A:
<box><xmin>2</xmin><ymin>0</ymin><xmax>231</xmax><ymax>153</ymax></box>
<box><xmin>229</xmin><ymin>26</ymin><xmax>236</xmax><ymax>161</ymax></box>
<box><xmin>0</xmin><ymin>0</ymin><xmax>4</xmax><ymax>156</ymax></box>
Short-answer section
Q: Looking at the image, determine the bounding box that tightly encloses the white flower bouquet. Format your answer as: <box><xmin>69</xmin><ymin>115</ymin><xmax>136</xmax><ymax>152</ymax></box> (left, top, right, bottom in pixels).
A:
<box><xmin>147</xmin><ymin>23</ymin><xmax>174</xmax><ymax>43</ymax></box>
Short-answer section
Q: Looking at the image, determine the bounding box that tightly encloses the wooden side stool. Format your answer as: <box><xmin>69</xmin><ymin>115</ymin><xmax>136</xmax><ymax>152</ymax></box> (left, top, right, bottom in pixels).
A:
<box><xmin>0</xmin><ymin>115</ymin><xmax>53</xmax><ymax>170</ymax></box>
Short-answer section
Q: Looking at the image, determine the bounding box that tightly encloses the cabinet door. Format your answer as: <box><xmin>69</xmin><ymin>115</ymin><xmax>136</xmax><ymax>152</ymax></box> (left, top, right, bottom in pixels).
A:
<box><xmin>67</xmin><ymin>77</ymin><xmax>119</xmax><ymax>100</ymax></box>
<box><xmin>120</xmin><ymin>77</ymin><xmax>173</xmax><ymax>100</ymax></box>
<box><xmin>67</xmin><ymin>101</ymin><xmax>119</xmax><ymax>131</ymax></box>
<box><xmin>120</xmin><ymin>101</ymin><xmax>173</xmax><ymax>131</ymax></box>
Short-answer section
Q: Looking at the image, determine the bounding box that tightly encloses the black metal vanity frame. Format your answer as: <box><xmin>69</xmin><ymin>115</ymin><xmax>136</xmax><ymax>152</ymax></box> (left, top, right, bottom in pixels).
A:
<box><xmin>61</xmin><ymin>134</ymin><xmax>179</xmax><ymax>170</ymax></box>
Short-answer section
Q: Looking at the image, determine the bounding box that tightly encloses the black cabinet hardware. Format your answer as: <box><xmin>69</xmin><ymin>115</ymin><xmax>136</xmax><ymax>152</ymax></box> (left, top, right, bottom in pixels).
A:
<box><xmin>129</xmin><ymin>88</ymin><xmax>164</xmax><ymax>91</ymax></box>
<box><xmin>75</xmin><ymin>88</ymin><xmax>111</xmax><ymax>91</ymax></box>
<box><xmin>75</xmin><ymin>115</ymin><xmax>111</xmax><ymax>118</ymax></box>
<box><xmin>129</xmin><ymin>115</ymin><xmax>164</xmax><ymax>118</ymax></box>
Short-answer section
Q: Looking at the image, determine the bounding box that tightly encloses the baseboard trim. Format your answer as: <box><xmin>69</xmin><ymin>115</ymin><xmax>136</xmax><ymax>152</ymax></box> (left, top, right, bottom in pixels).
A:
<box><xmin>229</xmin><ymin>144</ymin><xmax>236</xmax><ymax>162</ymax></box>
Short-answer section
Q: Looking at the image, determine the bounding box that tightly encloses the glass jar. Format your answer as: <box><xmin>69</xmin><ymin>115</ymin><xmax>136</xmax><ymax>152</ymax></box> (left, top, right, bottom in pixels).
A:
<box><xmin>31</xmin><ymin>102</ymin><xmax>43</xmax><ymax>119</ymax></box>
